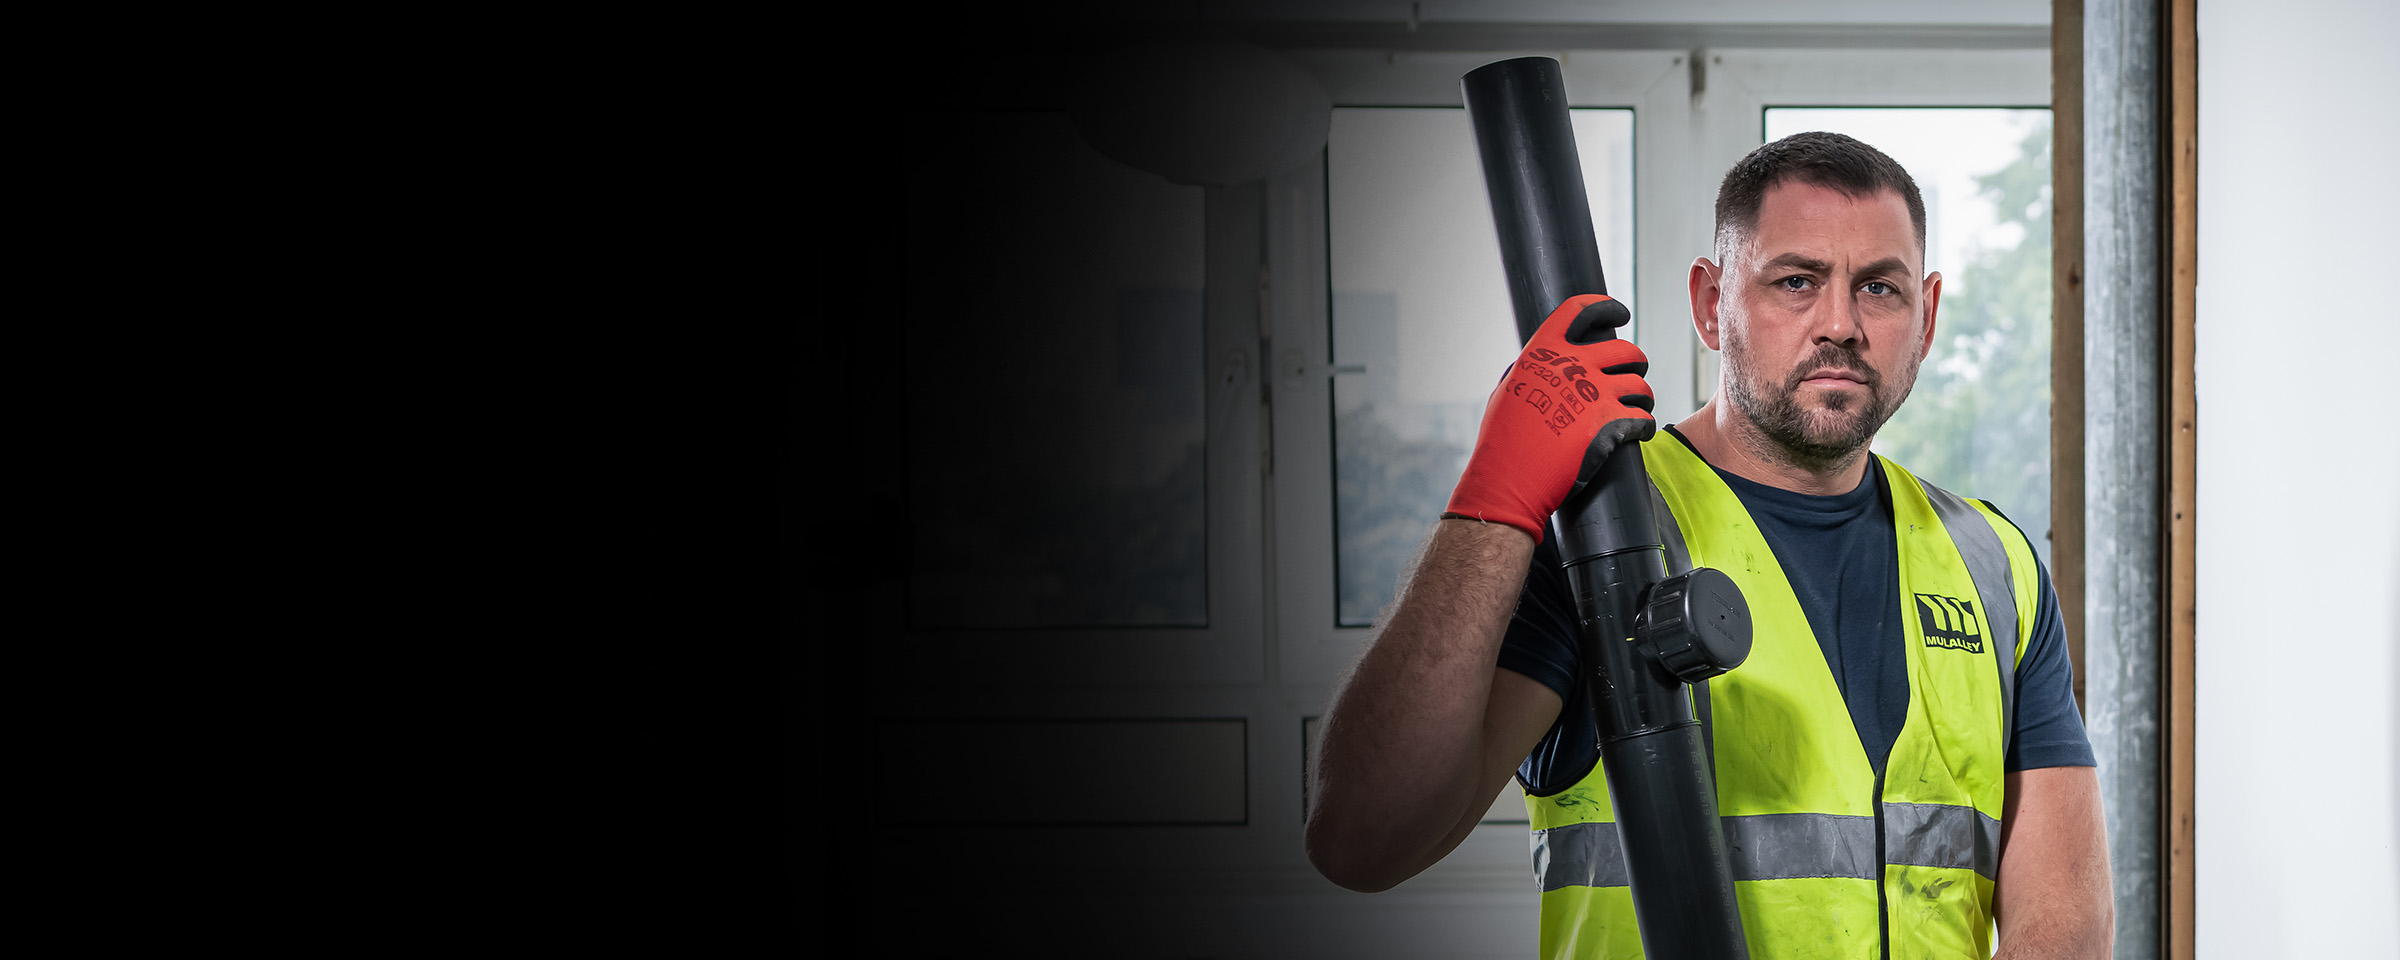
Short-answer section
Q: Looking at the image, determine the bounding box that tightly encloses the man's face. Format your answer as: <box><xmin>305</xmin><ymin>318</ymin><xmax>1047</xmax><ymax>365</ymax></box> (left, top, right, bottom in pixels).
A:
<box><xmin>1697</xmin><ymin>180</ymin><xmax>1940</xmax><ymax>470</ymax></box>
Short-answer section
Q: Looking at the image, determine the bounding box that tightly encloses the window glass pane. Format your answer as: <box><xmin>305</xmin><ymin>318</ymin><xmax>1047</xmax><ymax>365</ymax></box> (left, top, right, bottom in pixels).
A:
<box><xmin>1328</xmin><ymin>108</ymin><xmax>1634</xmax><ymax>626</ymax></box>
<box><xmin>1763</xmin><ymin>108</ymin><xmax>2054</xmax><ymax>567</ymax></box>
<box><xmin>900</xmin><ymin>113</ymin><xmax>1207</xmax><ymax>628</ymax></box>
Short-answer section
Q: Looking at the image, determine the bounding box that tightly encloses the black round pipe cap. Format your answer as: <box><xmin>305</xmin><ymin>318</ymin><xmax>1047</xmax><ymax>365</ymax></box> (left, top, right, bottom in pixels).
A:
<box><xmin>1635</xmin><ymin>567</ymin><xmax>1754</xmax><ymax>683</ymax></box>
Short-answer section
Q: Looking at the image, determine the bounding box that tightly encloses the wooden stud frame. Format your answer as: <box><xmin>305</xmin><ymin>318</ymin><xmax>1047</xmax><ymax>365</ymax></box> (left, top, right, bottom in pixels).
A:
<box><xmin>2060</xmin><ymin>0</ymin><xmax>2198</xmax><ymax>952</ymax></box>
<box><xmin>2162</xmin><ymin>0</ymin><xmax>2198</xmax><ymax>956</ymax></box>
<box><xmin>2052</xmin><ymin>0</ymin><xmax>2087</xmax><ymax>717</ymax></box>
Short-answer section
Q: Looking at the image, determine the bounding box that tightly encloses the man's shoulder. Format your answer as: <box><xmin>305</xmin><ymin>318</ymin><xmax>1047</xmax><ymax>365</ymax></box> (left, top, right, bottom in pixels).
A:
<box><xmin>1864</xmin><ymin>458</ymin><xmax>2052</xmax><ymax>602</ymax></box>
<box><xmin>1868</xmin><ymin>452</ymin><xmax>1936</xmax><ymax>493</ymax></box>
<box><xmin>1869</xmin><ymin>456</ymin><xmax>2030</xmax><ymax>523</ymax></box>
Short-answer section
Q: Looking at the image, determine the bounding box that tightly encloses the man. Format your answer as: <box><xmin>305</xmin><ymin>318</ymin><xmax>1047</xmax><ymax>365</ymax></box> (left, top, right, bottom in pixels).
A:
<box><xmin>1305</xmin><ymin>132</ymin><xmax>2111</xmax><ymax>959</ymax></box>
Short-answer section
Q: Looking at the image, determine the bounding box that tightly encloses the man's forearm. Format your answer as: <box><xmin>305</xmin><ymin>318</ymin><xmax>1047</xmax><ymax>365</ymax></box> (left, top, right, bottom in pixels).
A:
<box><xmin>1992</xmin><ymin>868</ymin><xmax>2112</xmax><ymax>960</ymax></box>
<box><xmin>1993</xmin><ymin>766</ymin><xmax>2114</xmax><ymax>958</ymax></box>
<box><xmin>1305</xmin><ymin>518</ymin><xmax>1541</xmax><ymax>891</ymax></box>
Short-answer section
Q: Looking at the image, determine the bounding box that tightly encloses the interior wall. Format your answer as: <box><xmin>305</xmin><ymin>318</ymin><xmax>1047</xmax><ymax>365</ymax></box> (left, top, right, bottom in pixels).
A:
<box><xmin>2193</xmin><ymin>0</ymin><xmax>2400</xmax><ymax>956</ymax></box>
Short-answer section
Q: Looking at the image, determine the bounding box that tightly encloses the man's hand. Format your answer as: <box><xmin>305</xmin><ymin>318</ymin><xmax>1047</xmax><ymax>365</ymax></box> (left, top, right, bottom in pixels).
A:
<box><xmin>1446</xmin><ymin>294</ymin><xmax>1656</xmax><ymax>542</ymax></box>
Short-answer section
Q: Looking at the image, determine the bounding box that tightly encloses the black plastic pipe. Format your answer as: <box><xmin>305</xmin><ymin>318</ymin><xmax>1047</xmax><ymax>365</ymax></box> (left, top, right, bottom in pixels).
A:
<box><xmin>1463</xmin><ymin>56</ymin><xmax>1751</xmax><ymax>959</ymax></box>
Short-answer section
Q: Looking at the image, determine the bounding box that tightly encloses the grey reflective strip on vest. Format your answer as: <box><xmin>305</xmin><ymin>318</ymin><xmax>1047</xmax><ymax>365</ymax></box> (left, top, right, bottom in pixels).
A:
<box><xmin>1531</xmin><ymin>805</ymin><xmax>1998</xmax><ymax>892</ymax></box>
<box><xmin>1531</xmin><ymin>820</ymin><xmax>1630</xmax><ymax>890</ymax></box>
<box><xmin>1724</xmin><ymin>812</ymin><xmax>1879</xmax><ymax>880</ymax></box>
<box><xmin>1915</xmin><ymin>479</ymin><xmax>2020</xmax><ymax>761</ymax></box>
<box><xmin>1533</xmin><ymin>814</ymin><xmax>1875</xmax><ymax>891</ymax></box>
<box><xmin>1883</xmin><ymin>802</ymin><xmax>2004</xmax><ymax>881</ymax></box>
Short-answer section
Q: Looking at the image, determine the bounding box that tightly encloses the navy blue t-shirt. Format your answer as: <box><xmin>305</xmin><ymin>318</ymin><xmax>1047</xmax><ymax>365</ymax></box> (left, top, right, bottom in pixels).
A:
<box><xmin>1500</xmin><ymin>426</ymin><xmax>2096</xmax><ymax>796</ymax></box>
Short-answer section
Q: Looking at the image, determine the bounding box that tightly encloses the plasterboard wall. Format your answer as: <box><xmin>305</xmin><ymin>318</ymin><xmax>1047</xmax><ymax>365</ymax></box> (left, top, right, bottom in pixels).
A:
<box><xmin>2194</xmin><ymin>0</ymin><xmax>2400</xmax><ymax>955</ymax></box>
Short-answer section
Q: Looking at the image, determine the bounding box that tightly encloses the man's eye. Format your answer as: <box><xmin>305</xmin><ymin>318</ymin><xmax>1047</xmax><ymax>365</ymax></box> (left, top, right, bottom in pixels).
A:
<box><xmin>1862</xmin><ymin>281</ymin><xmax>1895</xmax><ymax>295</ymax></box>
<box><xmin>1779</xmin><ymin>276</ymin><xmax>1812</xmax><ymax>291</ymax></box>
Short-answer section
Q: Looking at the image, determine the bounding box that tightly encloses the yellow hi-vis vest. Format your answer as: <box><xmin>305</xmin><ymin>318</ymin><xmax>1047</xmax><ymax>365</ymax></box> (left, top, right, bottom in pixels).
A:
<box><xmin>1526</xmin><ymin>434</ymin><xmax>2039</xmax><ymax>960</ymax></box>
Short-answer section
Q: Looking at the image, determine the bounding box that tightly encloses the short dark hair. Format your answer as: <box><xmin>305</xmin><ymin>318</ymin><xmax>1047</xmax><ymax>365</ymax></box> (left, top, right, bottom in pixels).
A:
<box><xmin>1714</xmin><ymin>131</ymin><xmax>1926</xmax><ymax>260</ymax></box>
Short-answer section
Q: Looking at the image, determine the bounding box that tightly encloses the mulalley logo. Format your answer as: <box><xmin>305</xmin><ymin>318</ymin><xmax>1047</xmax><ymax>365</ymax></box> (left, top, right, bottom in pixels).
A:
<box><xmin>1914</xmin><ymin>593</ymin><xmax>1985</xmax><ymax>654</ymax></box>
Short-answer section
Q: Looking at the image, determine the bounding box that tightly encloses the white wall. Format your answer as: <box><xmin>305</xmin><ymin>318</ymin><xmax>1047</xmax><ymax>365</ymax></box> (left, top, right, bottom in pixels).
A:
<box><xmin>2195</xmin><ymin>1</ymin><xmax>2400</xmax><ymax>956</ymax></box>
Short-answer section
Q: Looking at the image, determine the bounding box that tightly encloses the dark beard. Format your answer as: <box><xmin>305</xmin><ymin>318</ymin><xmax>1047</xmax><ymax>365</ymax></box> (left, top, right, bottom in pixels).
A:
<box><xmin>1724</xmin><ymin>342</ymin><xmax>1906</xmax><ymax>473</ymax></box>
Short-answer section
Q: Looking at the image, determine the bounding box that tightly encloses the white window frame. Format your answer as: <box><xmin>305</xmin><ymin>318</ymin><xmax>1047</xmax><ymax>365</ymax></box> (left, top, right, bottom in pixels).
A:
<box><xmin>1262</xmin><ymin>45</ymin><xmax>2049</xmax><ymax>887</ymax></box>
<box><xmin>864</xmin><ymin>43</ymin><xmax>2055</xmax><ymax>946</ymax></box>
<box><xmin>1269</xmin><ymin>45</ymin><xmax>2049</xmax><ymax>680</ymax></box>
<box><xmin>886</xmin><ymin>180</ymin><xmax>1269</xmax><ymax>690</ymax></box>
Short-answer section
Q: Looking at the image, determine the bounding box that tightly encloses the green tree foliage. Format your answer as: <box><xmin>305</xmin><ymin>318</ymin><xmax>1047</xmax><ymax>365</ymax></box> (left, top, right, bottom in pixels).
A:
<box><xmin>1874</xmin><ymin>118</ymin><xmax>2056</xmax><ymax>565</ymax></box>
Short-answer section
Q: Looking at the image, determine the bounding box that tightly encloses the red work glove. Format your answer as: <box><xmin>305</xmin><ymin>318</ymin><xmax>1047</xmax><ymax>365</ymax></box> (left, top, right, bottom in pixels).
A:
<box><xmin>1445</xmin><ymin>294</ymin><xmax>1655</xmax><ymax>543</ymax></box>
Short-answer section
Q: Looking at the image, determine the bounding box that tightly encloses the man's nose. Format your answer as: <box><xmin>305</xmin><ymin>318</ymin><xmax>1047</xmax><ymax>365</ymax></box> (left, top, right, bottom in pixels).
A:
<box><xmin>1813</xmin><ymin>291</ymin><xmax>1861</xmax><ymax>346</ymax></box>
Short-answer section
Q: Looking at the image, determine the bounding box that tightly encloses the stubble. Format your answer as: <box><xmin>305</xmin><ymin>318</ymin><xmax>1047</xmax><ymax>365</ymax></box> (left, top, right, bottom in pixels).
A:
<box><xmin>1721</xmin><ymin>331</ymin><xmax>1916</xmax><ymax>475</ymax></box>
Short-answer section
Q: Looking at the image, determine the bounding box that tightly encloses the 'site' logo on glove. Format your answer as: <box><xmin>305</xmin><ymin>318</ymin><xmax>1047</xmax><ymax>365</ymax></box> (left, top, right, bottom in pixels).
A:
<box><xmin>1511</xmin><ymin>348</ymin><xmax>1607</xmax><ymax>435</ymax></box>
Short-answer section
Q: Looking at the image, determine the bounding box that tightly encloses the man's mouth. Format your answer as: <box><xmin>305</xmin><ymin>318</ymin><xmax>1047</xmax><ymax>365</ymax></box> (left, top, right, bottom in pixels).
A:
<box><xmin>1778</xmin><ymin>346</ymin><xmax>1882</xmax><ymax>397</ymax></box>
<box><xmin>1797</xmin><ymin>368</ymin><xmax>1868</xmax><ymax>387</ymax></box>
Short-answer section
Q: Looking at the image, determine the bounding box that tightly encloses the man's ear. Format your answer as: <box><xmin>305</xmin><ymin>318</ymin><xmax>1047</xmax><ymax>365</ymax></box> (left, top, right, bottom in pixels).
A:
<box><xmin>1917</xmin><ymin>270</ymin><xmax>1943</xmax><ymax>363</ymax></box>
<box><xmin>1690</xmin><ymin>257</ymin><xmax>1725</xmax><ymax>351</ymax></box>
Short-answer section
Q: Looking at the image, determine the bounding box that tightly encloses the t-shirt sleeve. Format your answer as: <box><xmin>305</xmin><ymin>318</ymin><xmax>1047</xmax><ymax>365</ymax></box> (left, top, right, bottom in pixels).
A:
<box><xmin>1999</xmin><ymin>529</ymin><xmax>2099</xmax><ymax>771</ymax></box>
<box><xmin>1498</xmin><ymin>535</ymin><xmax>1598</xmax><ymax>795</ymax></box>
<box><xmin>1498</xmin><ymin>536</ymin><xmax>1579</xmax><ymax>701</ymax></box>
